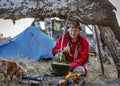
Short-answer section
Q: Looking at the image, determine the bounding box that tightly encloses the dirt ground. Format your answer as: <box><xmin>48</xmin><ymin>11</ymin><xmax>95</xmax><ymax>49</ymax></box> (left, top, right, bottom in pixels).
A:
<box><xmin>85</xmin><ymin>53</ymin><xmax>120</xmax><ymax>86</ymax></box>
<box><xmin>0</xmin><ymin>53</ymin><xmax>120</xmax><ymax>86</ymax></box>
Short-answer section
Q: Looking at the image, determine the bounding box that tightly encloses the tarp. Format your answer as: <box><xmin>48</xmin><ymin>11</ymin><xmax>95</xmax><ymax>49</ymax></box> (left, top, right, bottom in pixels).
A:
<box><xmin>0</xmin><ymin>26</ymin><xmax>55</xmax><ymax>61</ymax></box>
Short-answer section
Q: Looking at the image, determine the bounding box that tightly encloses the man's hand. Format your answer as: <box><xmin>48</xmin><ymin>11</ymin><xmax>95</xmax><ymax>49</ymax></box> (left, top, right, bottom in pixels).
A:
<box><xmin>63</xmin><ymin>46</ymin><xmax>73</xmax><ymax>57</ymax></box>
<box><xmin>63</xmin><ymin>46</ymin><xmax>70</xmax><ymax>53</ymax></box>
<box><xmin>62</xmin><ymin>51</ymin><xmax>69</xmax><ymax>59</ymax></box>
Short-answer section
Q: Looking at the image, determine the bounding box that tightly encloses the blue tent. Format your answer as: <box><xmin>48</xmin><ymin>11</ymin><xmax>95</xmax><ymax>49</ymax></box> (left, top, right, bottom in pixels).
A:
<box><xmin>0</xmin><ymin>26</ymin><xmax>55</xmax><ymax>61</ymax></box>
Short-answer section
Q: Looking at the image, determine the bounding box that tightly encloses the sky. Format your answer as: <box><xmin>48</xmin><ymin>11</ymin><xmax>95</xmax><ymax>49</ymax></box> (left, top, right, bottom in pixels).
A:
<box><xmin>0</xmin><ymin>0</ymin><xmax>120</xmax><ymax>38</ymax></box>
<box><xmin>0</xmin><ymin>18</ymin><xmax>34</xmax><ymax>37</ymax></box>
<box><xmin>109</xmin><ymin>0</ymin><xmax>120</xmax><ymax>24</ymax></box>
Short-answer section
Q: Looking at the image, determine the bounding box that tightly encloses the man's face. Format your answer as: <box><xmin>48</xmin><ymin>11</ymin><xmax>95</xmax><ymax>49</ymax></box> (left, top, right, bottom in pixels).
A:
<box><xmin>68</xmin><ymin>27</ymin><xmax>80</xmax><ymax>39</ymax></box>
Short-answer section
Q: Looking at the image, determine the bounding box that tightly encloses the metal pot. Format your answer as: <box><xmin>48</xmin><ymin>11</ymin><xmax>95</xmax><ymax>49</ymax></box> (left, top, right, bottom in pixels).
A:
<box><xmin>51</xmin><ymin>63</ymin><xmax>71</xmax><ymax>76</ymax></box>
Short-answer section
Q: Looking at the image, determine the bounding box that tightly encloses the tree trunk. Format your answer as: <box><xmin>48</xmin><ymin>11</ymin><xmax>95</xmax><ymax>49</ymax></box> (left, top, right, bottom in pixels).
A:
<box><xmin>0</xmin><ymin>0</ymin><xmax>120</xmax><ymax>41</ymax></box>
<box><xmin>98</xmin><ymin>26</ymin><xmax>120</xmax><ymax>78</ymax></box>
<box><xmin>0</xmin><ymin>0</ymin><xmax>117</xmax><ymax>24</ymax></box>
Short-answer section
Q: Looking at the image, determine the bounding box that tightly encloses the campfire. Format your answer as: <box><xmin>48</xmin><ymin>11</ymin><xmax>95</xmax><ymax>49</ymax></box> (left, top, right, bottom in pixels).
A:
<box><xmin>19</xmin><ymin>73</ymin><xmax>85</xmax><ymax>86</ymax></box>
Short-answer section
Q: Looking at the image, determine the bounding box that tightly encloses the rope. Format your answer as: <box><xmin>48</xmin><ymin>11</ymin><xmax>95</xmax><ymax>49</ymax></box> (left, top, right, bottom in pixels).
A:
<box><xmin>29</xmin><ymin>31</ymin><xmax>53</xmax><ymax>56</ymax></box>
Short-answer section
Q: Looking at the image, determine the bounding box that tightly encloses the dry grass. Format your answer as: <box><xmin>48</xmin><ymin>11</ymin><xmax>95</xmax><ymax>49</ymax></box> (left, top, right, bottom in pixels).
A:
<box><xmin>0</xmin><ymin>58</ymin><xmax>52</xmax><ymax>86</ymax></box>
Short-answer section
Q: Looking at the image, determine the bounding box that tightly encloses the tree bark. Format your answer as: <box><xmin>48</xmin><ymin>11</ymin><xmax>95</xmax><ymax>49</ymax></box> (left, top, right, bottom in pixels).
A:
<box><xmin>1</xmin><ymin>0</ymin><xmax>120</xmax><ymax>41</ymax></box>
<box><xmin>0</xmin><ymin>0</ymin><xmax>116</xmax><ymax>24</ymax></box>
<box><xmin>98</xmin><ymin>26</ymin><xmax>120</xmax><ymax>78</ymax></box>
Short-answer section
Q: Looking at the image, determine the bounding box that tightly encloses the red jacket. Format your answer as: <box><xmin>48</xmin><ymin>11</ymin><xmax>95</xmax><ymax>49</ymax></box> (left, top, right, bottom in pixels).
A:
<box><xmin>53</xmin><ymin>33</ymin><xmax>89</xmax><ymax>70</ymax></box>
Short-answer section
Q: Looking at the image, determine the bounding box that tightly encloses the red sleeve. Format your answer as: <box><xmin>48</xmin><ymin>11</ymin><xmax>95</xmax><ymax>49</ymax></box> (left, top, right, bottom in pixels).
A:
<box><xmin>53</xmin><ymin>36</ymin><xmax>62</xmax><ymax>54</ymax></box>
<box><xmin>70</xmin><ymin>39</ymin><xmax>89</xmax><ymax>70</ymax></box>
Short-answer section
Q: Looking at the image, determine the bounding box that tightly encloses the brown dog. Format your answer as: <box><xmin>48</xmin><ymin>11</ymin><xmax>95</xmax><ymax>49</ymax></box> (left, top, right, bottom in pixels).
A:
<box><xmin>0</xmin><ymin>59</ymin><xmax>27</xmax><ymax>81</ymax></box>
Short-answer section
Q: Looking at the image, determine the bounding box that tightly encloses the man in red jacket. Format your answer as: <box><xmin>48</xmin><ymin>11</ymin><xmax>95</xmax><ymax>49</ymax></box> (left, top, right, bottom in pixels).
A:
<box><xmin>53</xmin><ymin>21</ymin><xmax>89</xmax><ymax>75</ymax></box>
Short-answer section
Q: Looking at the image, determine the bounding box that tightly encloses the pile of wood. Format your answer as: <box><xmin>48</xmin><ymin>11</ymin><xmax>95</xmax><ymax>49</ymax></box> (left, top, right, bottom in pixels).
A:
<box><xmin>19</xmin><ymin>73</ymin><xmax>85</xmax><ymax>86</ymax></box>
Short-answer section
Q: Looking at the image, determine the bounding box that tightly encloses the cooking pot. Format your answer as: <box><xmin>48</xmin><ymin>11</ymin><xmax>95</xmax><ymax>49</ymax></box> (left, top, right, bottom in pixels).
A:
<box><xmin>51</xmin><ymin>63</ymin><xmax>71</xmax><ymax>76</ymax></box>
